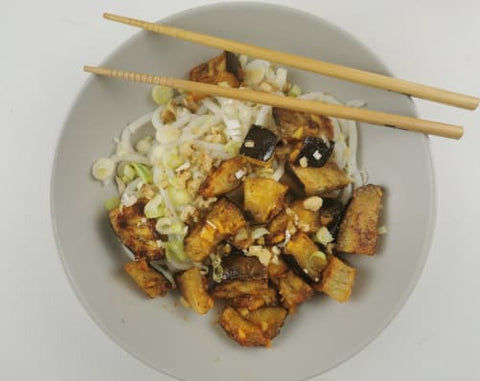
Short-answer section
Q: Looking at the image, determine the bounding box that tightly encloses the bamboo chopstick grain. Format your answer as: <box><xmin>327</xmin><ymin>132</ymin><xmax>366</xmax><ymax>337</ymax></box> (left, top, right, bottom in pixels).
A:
<box><xmin>103</xmin><ymin>12</ymin><xmax>479</xmax><ymax>111</ymax></box>
<box><xmin>83</xmin><ymin>65</ymin><xmax>464</xmax><ymax>139</ymax></box>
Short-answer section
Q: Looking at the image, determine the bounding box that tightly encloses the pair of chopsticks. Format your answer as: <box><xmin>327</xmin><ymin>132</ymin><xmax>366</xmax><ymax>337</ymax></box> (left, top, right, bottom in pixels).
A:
<box><xmin>84</xmin><ymin>13</ymin><xmax>479</xmax><ymax>139</ymax></box>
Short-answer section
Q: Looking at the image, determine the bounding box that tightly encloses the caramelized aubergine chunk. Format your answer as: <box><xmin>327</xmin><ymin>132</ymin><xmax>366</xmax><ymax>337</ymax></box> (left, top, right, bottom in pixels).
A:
<box><xmin>272</xmin><ymin>108</ymin><xmax>334</xmax><ymax>142</ymax></box>
<box><xmin>184</xmin><ymin>198</ymin><xmax>247</xmax><ymax>262</ymax></box>
<box><xmin>124</xmin><ymin>258</ymin><xmax>171</xmax><ymax>298</ymax></box>
<box><xmin>176</xmin><ymin>267</ymin><xmax>214</xmax><ymax>315</ymax></box>
<box><xmin>199</xmin><ymin>156</ymin><xmax>247</xmax><ymax>198</ymax></box>
<box><xmin>317</xmin><ymin>256</ymin><xmax>356</xmax><ymax>302</ymax></box>
<box><xmin>286</xmin><ymin>162</ymin><xmax>350</xmax><ymax>196</ymax></box>
<box><xmin>219</xmin><ymin>306</ymin><xmax>270</xmax><ymax>347</ymax></box>
<box><xmin>319</xmin><ymin>197</ymin><xmax>345</xmax><ymax>236</ymax></box>
<box><xmin>244</xmin><ymin>177</ymin><xmax>288</xmax><ymax>224</ymax></box>
<box><xmin>285</xmin><ymin>232</ymin><xmax>328</xmax><ymax>282</ymax></box>
<box><xmin>230</xmin><ymin>287</ymin><xmax>278</xmax><ymax>310</ymax></box>
<box><xmin>336</xmin><ymin>184</ymin><xmax>383</xmax><ymax>255</ymax></box>
<box><xmin>212</xmin><ymin>254</ymin><xmax>268</xmax><ymax>299</ymax></box>
<box><xmin>245</xmin><ymin>307</ymin><xmax>287</xmax><ymax>340</ymax></box>
<box><xmin>240</xmin><ymin>125</ymin><xmax>278</xmax><ymax>166</ymax></box>
<box><xmin>109</xmin><ymin>200</ymin><xmax>163</xmax><ymax>261</ymax></box>
<box><xmin>290</xmin><ymin>136</ymin><xmax>335</xmax><ymax>168</ymax></box>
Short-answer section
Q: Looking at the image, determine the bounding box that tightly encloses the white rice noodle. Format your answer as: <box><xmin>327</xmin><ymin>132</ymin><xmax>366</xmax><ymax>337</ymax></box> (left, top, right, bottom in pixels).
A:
<box><xmin>110</xmin><ymin>153</ymin><xmax>150</xmax><ymax>165</ymax></box>
<box><xmin>120</xmin><ymin>112</ymin><xmax>154</xmax><ymax>153</ymax></box>
<box><xmin>254</xmin><ymin>105</ymin><xmax>273</xmax><ymax>127</ymax></box>
<box><xmin>120</xmin><ymin>178</ymin><xmax>143</xmax><ymax>207</ymax></box>
<box><xmin>271</xmin><ymin>160</ymin><xmax>285</xmax><ymax>181</ymax></box>
<box><xmin>166</xmin><ymin>258</ymin><xmax>194</xmax><ymax>272</ymax></box>
<box><xmin>151</xmin><ymin>105</ymin><xmax>165</xmax><ymax>130</ymax></box>
<box><xmin>149</xmin><ymin>260</ymin><xmax>177</xmax><ymax>287</ymax></box>
<box><xmin>195</xmin><ymin>141</ymin><xmax>231</xmax><ymax>160</ymax></box>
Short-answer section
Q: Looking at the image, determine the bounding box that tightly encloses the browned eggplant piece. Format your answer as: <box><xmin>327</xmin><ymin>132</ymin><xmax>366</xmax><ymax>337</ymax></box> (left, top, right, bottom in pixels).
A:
<box><xmin>189</xmin><ymin>51</ymin><xmax>243</xmax><ymax>89</ymax></box>
<box><xmin>245</xmin><ymin>307</ymin><xmax>288</xmax><ymax>340</ymax></box>
<box><xmin>240</xmin><ymin>125</ymin><xmax>278</xmax><ymax>166</ymax></box>
<box><xmin>199</xmin><ymin>156</ymin><xmax>247</xmax><ymax>198</ymax></box>
<box><xmin>272</xmin><ymin>107</ymin><xmax>334</xmax><ymax>142</ymax></box>
<box><xmin>267</xmin><ymin>258</ymin><xmax>290</xmax><ymax>287</ymax></box>
<box><xmin>286</xmin><ymin>162</ymin><xmax>350</xmax><ymax>196</ymax></box>
<box><xmin>230</xmin><ymin>287</ymin><xmax>278</xmax><ymax>310</ymax></box>
<box><xmin>317</xmin><ymin>256</ymin><xmax>356</xmax><ymax>302</ymax></box>
<box><xmin>212</xmin><ymin>253</ymin><xmax>268</xmax><ymax>298</ymax></box>
<box><xmin>176</xmin><ymin>267</ymin><xmax>214</xmax><ymax>315</ymax></box>
<box><xmin>285</xmin><ymin>232</ymin><xmax>328</xmax><ymax>282</ymax></box>
<box><xmin>267</xmin><ymin>258</ymin><xmax>313</xmax><ymax>313</ymax></box>
<box><xmin>277</xmin><ymin>270</ymin><xmax>314</xmax><ymax>313</ymax></box>
<box><xmin>124</xmin><ymin>258</ymin><xmax>171</xmax><ymax>298</ymax></box>
<box><xmin>290</xmin><ymin>200</ymin><xmax>322</xmax><ymax>233</ymax></box>
<box><xmin>266</xmin><ymin>210</ymin><xmax>294</xmax><ymax>244</ymax></box>
<box><xmin>244</xmin><ymin>177</ymin><xmax>288</xmax><ymax>224</ymax></box>
<box><xmin>109</xmin><ymin>200</ymin><xmax>163</xmax><ymax>261</ymax></box>
<box><xmin>319</xmin><ymin>197</ymin><xmax>345</xmax><ymax>236</ymax></box>
<box><xmin>219</xmin><ymin>306</ymin><xmax>270</xmax><ymax>347</ymax></box>
<box><xmin>336</xmin><ymin>184</ymin><xmax>383</xmax><ymax>255</ymax></box>
<box><xmin>185</xmin><ymin>198</ymin><xmax>247</xmax><ymax>262</ymax></box>
<box><xmin>290</xmin><ymin>136</ymin><xmax>335</xmax><ymax>168</ymax></box>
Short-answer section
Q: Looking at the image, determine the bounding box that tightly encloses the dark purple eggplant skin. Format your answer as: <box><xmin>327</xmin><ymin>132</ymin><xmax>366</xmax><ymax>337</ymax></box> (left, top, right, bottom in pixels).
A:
<box><xmin>319</xmin><ymin>198</ymin><xmax>345</xmax><ymax>237</ymax></box>
<box><xmin>294</xmin><ymin>136</ymin><xmax>334</xmax><ymax>168</ymax></box>
<box><xmin>221</xmin><ymin>252</ymin><xmax>268</xmax><ymax>282</ymax></box>
<box><xmin>225</xmin><ymin>51</ymin><xmax>244</xmax><ymax>81</ymax></box>
<box><xmin>240</xmin><ymin>125</ymin><xmax>278</xmax><ymax>163</ymax></box>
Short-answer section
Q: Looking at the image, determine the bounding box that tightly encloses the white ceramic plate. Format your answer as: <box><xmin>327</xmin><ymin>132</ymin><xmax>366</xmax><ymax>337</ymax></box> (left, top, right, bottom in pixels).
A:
<box><xmin>51</xmin><ymin>3</ymin><xmax>435</xmax><ymax>380</ymax></box>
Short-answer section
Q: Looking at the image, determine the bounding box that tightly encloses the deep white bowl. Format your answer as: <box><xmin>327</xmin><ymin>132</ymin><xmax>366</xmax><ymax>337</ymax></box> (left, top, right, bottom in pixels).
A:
<box><xmin>51</xmin><ymin>3</ymin><xmax>435</xmax><ymax>380</ymax></box>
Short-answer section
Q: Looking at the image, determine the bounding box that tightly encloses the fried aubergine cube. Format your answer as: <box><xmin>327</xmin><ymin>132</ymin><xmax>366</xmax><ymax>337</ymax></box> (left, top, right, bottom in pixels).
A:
<box><xmin>189</xmin><ymin>51</ymin><xmax>244</xmax><ymax>100</ymax></box>
<box><xmin>176</xmin><ymin>267</ymin><xmax>214</xmax><ymax>315</ymax></box>
<box><xmin>109</xmin><ymin>200</ymin><xmax>163</xmax><ymax>261</ymax></box>
<box><xmin>245</xmin><ymin>307</ymin><xmax>288</xmax><ymax>340</ymax></box>
<box><xmin>266</xmin><ymin>210</ymin><xmax>294</xmax><ymax>245</ymax></box>
<box><xmin>230</xmin><ymin>287</ymin><xmax>278</xmax><ymax>310</ymax></box>
<box><xmin>199</xmin><ymin>156</ymin><xmax>247</xmax><ymax>198</ymax></box>
<box><xmin>267</xmin><ymin>258</ymin><xmax>314</xmax><ymax>313</ymax></box>
<box><xmin>124</xmin><ymin>258</ymin><xmax>171</xmax><ymax>298</ymax></box>
<box><xmin>318</xmin><ymin>197</ymin><xmax>345</xmax><ymax>236</ymax></box>
<box><xmin>286</xmin><ymin>162</ymin><xmax>350</xmax><ymax>196</ymax></box>
<box><xmin>272</xmin><ymin>107</ymin><xmax>334</xmax><ymax>142</ymax></box>
<box><xmin>289</xmin><ymin>136</ymin><xmax>335</xmax><ymax>168</ymax></box>
<box><xmin>219</xmin><ymin>306</ymin><xmax>270</xmax><ymax>347</ymax></box>
<box><xmin>290</xmin><ymin>198</ymin><xmax>323</xmax><ymax>233</ymax></box>
<box><xmin>240</xmin><ymin>125</ymin><xmax>278</xmax><ymax>166</ymax></box>
<box><xmin>317</xmin><ymin>256</ymin><xmax>356</xmax><ymax>302</ymax></box>
<box><xmin>285</xmin><ymin>232</ymin><xmax>328</xmax><ymax>282</ymax></box>
<box><xmin>336</xmin><ymin>184</ymin><xmax>383</xmax><ymax>255</ymax></box>
<box><xmin>185</xmin><ymin>198</ymin><xmax>247</xmax><ymax>262</ymax></box>
<box><xmin>212</xmin><ymin>254</ymin><xmax>268</xmax><ymax>299</ymax></box>
<box><xmin>278</xmin><ymin>270</ymin><xmax>314</xmax><ymax>313</ymax></box>
<box><xmin>244</xmin><ymin>177</ymin><xmax>288</xmax><ymax>224</ymax></box>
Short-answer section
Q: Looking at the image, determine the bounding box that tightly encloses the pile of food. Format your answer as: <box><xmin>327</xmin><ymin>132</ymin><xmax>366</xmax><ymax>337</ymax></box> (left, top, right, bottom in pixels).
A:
<box><xmin>92</xmin><ymin>51</ymin><xmax>384</xmax><ymax>347</ymax></box>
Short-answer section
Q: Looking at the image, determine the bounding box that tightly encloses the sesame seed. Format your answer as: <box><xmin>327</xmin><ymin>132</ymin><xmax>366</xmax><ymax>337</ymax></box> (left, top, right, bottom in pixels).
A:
<box><xmin>244</xmin><ymin>140</ymin><xmax>255</xmax><ymax>148</ymax></box>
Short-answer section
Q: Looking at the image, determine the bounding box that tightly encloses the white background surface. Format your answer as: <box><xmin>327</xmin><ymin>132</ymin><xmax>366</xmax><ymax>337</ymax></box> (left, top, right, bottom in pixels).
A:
<box><xmin>1</xmin><ymin>0</ymin><xmax>479</xmax><ymax>380</ymax></box>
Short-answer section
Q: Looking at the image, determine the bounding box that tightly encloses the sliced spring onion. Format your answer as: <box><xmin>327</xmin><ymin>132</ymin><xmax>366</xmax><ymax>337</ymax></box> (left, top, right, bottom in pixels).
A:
<box><xmin>104</xmin><ymin>196</ymin><xmax>120</xmax><ymax>212</ymax></box>
<box><xmin>288</xmin><ymin>84</ymin><xmax>302</xmax><ymax>97</ymax></box>
<box><xmin>91</xmin><ymin>158</ymin><xmax>115</xmax><ymax>181</ymax></box>
<box><xmin>144</xmin><ymin>194</ymin><xmax>165</xmax><ymax>219</ymax></box>
<box><xmin>131</xmin><ymin>163</ymin><xmax>153</xmax><ymax>184</ymax></box>
<box><xmin>136</xmin><ymin>136</ymin><xmax>153</xmax><ymax>155</ymax></box>
<box><xmin>165</xmin><ymin>240</ymin><xmax>189</xmax><ymax>263</ymax></box>
<box><xmin>314</xmin><ymin>227</ymin><xmax>334</xmax><ymax>246</ymax></box>
<box><xmin>167</xmin><ymin>186</ymin><xmax>193</xmax><ymax>207</ymax></box>
<box><xmin>211</xmin><ymin>254</ymin><xmax>224</xmax><ymax>283</ymax></box>
<box><xmin>251</xmin><ymin>227</ymin><xmax>270</xmax><ymax>240</ymax></box>
<box><xmin>117</xmin><ymin>162</ymin><xmax>136</xmax><ymax>183</ymax></box>
<box><xmin>152</xmin><ymin>85</ymin><xmax>174</xmax><ymax>105</ymax></box>
<box><xmin>162</xmin><ymin>147</ymin><xmax>185</xmax><ymax>169</ymax></box>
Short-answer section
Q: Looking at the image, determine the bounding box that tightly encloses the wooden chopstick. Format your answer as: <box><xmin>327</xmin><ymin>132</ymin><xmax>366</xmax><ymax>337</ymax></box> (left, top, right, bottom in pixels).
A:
<box><xmin>103</xmin><ymin>13</ymin><xmax>479</xmax><ymax>111</ymax></box>
<box><xmin>83</xmin><ymin>65</ymin><xmax>463</xmax><ymax>139</ymax></box>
